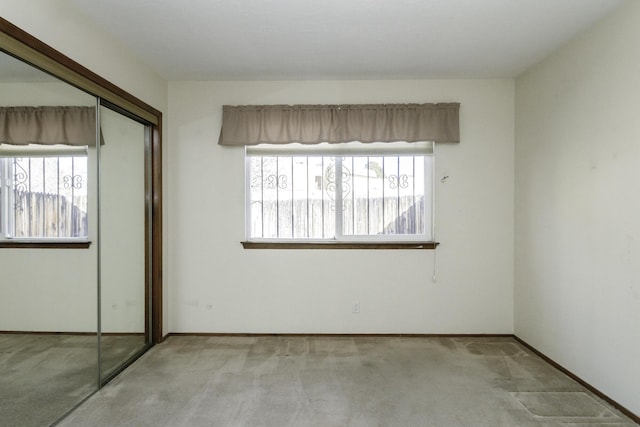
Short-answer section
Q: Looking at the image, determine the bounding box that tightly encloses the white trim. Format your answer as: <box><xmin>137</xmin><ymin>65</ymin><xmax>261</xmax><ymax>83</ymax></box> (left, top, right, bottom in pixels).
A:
<box><xmin>244</xmin><ymin>148</ymin><xmax>252</xmax><ymax>241</ymax></box>
<box><xmin>431</xmin><ymin>143</ymin><xmax>436</xmax><ymax>243</ymax></box>
<box><xmin>0</xmin><ymin>144</ymin><xmax>88</xmax><ymax>158</ymax></box>
<box><xmin>246</xmin><ymin>141</ymin><xmax>433</xmax><ymax>156</ymax></box>
<box><xmin>0</xmin><ymin>158</ymin><xmax>9</xmax><ymax>237</ymax></box>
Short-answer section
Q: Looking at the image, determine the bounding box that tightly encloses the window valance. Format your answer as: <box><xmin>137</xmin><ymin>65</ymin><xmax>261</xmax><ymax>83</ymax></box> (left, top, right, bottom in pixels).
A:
<box><xmin>0</xmin><ymin>106</ymin><xmax>98</xmax><ymax>146</ymax></box>
<box><xmin>218</xmin><ymin>103</ymin><xmax>460</xmax><ymax>146</ymax></box>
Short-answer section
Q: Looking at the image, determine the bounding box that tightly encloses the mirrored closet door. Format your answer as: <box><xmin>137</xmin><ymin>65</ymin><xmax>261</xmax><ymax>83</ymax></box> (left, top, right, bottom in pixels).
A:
<box><xmin>0</xmin><ymin>50</ymin><xmax>100</xmax><ymax>427</ymax></box>
<box><xmin>0</xmin><ymin>39</ymin><xmax>157</xmax><ymax>425</ymax></box>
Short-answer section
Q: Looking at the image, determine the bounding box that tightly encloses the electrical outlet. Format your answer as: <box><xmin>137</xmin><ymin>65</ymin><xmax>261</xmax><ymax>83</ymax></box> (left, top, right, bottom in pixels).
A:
<box><xmin>352</xmin><ymin>302</ymin><xmax>360</xmax><ymax>314</ymax></box>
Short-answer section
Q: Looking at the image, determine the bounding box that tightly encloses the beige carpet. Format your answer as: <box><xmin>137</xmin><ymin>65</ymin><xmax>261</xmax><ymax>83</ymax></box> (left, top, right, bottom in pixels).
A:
<box><xmin>57</xmin><ymin>336</ymin><xmax>637</xmax><ymax>426</ymax></box>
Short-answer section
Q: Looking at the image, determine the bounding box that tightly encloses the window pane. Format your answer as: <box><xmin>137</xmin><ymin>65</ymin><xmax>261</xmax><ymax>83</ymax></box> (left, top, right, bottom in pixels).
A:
<box><xmin>322</xmin><ymin>157</ymin><xmax>338</xmax><ymax>238</ymax></box>
<box><xmin>366</xmin><ymin>156</ymin><xmax>384</xmax><ymax>235</ymax></box>
<box><xmin>249</xmin><ymin>156</ymin><xmax>263</xmax><ymax>239</ymax></box>
<box><xmin>291</xmin><ymin>156</ymin><xmax>308</xmax><ymax>239</ymax></box>
<box><xmin>308</xmin><ymin>157</ymin><xmax>326</xmax><ymax>238</ymax></box>
<box><xmin>248</xmin><ymin>155</ymin><xmax>336</xmax><ymax>239</ymax></box>
<box><xmin>340</xmin><ymin>155</ymin><xmax>427</xmax><ymax>237</ymax></box>
<box><xmin>417</xmin><ymin>157</ymin><xmax>429</xmax><ymax>236</ymax></box>
<box><xmin>383</xmin><ymin>156</ymin><xmax>398</xmax><ymax>234</ymax></box>
<box><xmin>247</xmin><ymin>151</ymin><xmax>430</xmax><ymax>241</ymax></box>
<box><xmin>341</xmin><ymin>157</ymin><xmax>353</xmax><ymax>235</ymax></box>
<box><xmin>277</xmin><ymin>156</ymin><xmax>293</xmax><ymax>239</ymax></box>
<box><xmin>261</xmin><ymin>156</ymin><xmax>278</xmax><ymax>238</ymax></box>
<box><xmin>13</xmin><ymin>158</ymin><xmax>30</xmax><ymax>237</ymax></box>
<box><xmin>398</xmin><ymin>156</ymin><xmax>418</xmax><ymax>234</ymax></box>
<box><xmin>350</xmin><ymin>157</ymin><xmax>370</xmax><ymax>235</ymax></box>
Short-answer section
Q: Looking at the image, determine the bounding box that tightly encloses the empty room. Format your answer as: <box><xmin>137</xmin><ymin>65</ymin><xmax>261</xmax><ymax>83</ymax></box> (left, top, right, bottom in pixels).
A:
<box><xmin>0</xmin><ymin>0</ymin><xmax>638</xmax><ymax>426</ymax></box>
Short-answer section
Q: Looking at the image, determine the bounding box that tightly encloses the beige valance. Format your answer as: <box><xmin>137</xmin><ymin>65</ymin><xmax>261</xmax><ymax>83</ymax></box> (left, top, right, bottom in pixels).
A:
<box><xmin>0</xmin><ymin>106</ymin><xmax>97</xmax><ymax>146</ymax></box>
<box><xmin>218</xmin><ymin>103</ymin><xmax>460</xmax><ymax>146</ymax></box>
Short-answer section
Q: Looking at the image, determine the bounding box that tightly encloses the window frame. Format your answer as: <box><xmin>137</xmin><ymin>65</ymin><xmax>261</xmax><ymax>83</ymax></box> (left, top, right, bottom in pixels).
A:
<box><xmin>0</xmin><ymin>144</ymin><xmax>90</xmax><ymax>244</ymax></box>
<box><xmin>244</xmin><ymin>142</ymin><xmax>436</xmax><ymax>248</ymax></box>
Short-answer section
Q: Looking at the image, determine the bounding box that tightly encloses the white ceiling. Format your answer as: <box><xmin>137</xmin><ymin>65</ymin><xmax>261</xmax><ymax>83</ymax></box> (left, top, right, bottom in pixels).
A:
<box><xmin>68</xmin><ymin>0</ymin><xmax>624</xmax><ymax>81</ymax></box>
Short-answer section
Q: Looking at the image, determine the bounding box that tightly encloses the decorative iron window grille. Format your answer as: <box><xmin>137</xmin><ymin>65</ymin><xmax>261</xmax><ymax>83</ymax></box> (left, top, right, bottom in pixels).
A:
<box><xmin>245</xmin><ymin>142</ymin><xmax>433</xmax><ymax>242</ymax></box>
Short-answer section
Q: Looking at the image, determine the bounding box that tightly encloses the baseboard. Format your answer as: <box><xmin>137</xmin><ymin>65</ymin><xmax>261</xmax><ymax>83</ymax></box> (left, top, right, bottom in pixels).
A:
<box><xmin>167</xmin><ymin>332</ymin><xmax>514</xmax><ymax>338</ymax></box>
<box><xmin>514</xmin><ymin>335</ymin><xmax>639</xmax><ymax>425</ymax></box>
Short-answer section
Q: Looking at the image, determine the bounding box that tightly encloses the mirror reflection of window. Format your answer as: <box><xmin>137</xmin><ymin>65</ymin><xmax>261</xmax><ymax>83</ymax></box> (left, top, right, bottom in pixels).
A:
<box><xmin>0</xmin><ymin>139</ymin><xmax>91</xmax><ymax>240</ymax></box>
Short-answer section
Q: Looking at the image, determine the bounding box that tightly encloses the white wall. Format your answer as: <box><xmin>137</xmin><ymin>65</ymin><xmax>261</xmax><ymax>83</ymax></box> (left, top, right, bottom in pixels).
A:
<box><xmin>1</xmin><ymin>1</ymin><xmax>170</xmax><ymax>334</ymax></box>
<box><xmin>515</xmin><ymin>0</ymin><xmax>640</xmax><ymax>415</ymax></box>
<box><xmin>168</xmin><ymin>79</ymin><xmax>514</xmax><ymax>333</ymax></box>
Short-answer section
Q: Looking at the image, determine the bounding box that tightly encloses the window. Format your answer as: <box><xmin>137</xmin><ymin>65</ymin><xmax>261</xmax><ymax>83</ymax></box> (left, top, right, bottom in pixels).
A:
<box><xmin>246</xmin><ymin>141</ymin><xmax>433</xmax><ymax>243</ymax></box>
<box><xmin>0</xmin><ymin>145</ymin><xmax>88</xmax><ymax>240</ymax></box>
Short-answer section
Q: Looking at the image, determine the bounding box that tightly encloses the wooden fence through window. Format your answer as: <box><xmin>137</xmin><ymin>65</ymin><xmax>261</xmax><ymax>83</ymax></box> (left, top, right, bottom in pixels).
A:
<box><xmin>13</xmin><ymin>190</ymin><xmax>87</xmax><ymax>238</ymax></box>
